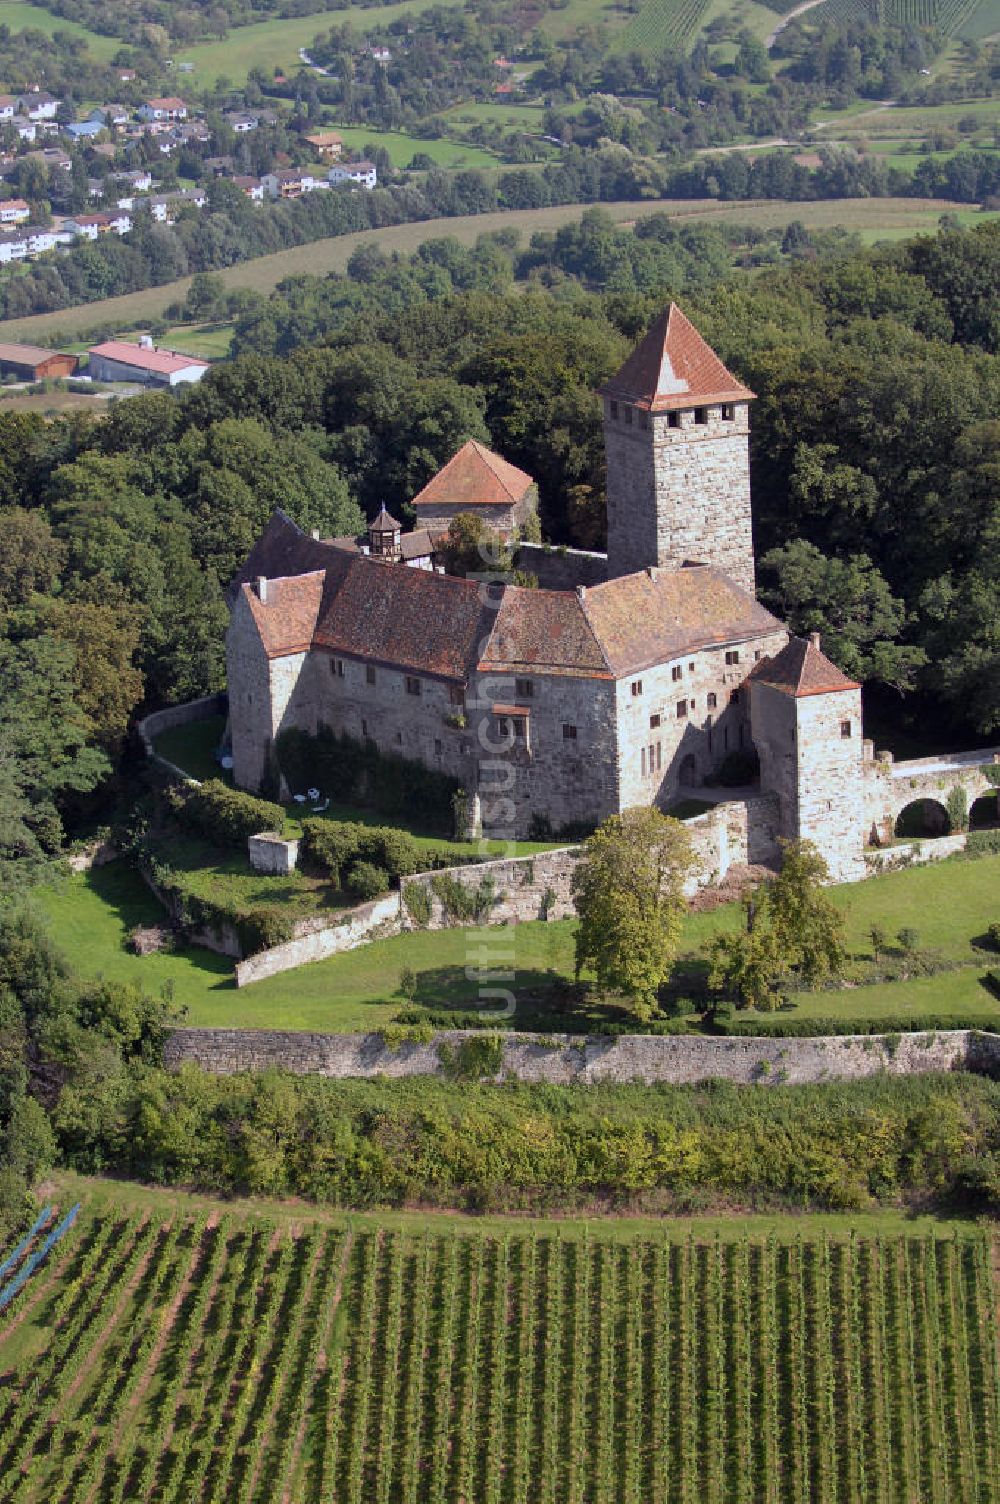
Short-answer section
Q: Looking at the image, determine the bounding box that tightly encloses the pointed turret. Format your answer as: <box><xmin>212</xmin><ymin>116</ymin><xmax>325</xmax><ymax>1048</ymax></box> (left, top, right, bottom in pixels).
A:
<box><xmin>599</xmin><ymin>303</ymin><xmax>755</xmax><ymax>413</ymax></box>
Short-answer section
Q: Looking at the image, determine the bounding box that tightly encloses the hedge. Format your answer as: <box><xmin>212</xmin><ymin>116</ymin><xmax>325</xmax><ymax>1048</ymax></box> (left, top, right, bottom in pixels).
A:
<box><xmin>301</xmin><ymin>819</ymin><xmax>425</xmax><ymax>888</ymax></box>
<box><xmin>276</xmin><ymin>726</ymin><xmax>460</xmax><ymax>832</ymax></box>
<box><xmin>718</xmin><ymin>1012</ymin><xmax>1000</xmax><ymax>1038</ymax></box>
<box><xmin>169</xmin><ymin>780</ymin><xmax>284</xmax><ymax>850</ymax></box>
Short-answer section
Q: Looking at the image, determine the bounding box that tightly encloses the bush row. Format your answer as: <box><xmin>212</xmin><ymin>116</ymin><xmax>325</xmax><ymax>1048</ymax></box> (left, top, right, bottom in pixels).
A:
<box><xmin>54</xmin><ymin>1067</ymin><xmax>1000</xmax><ymax>1213</ymax></box>
<box><xmin>168</xmin><ymin>780</ymin><xmax>284</xmax><ymax>850</ymax></box>
<box><xmin>276</xmin><ymin>726</ymin><xmax>460</xmax><ymax>832</ymax></box>
<box><xmin>301</xmin><ymin>818</ymin><xmax>425</xmax><ymax>889</ymax></box>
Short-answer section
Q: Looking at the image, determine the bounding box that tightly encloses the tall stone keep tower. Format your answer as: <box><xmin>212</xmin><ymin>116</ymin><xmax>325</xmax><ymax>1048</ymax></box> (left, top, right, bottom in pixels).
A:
<box><xmin>748</xmin><ymin>634</ymin><xmax>867</xmax><ymax>882</ymax></box>
<box><xmin>600</xmin><ymin>304</ymin><xmax>756</xmax><ymax>593</ymax></box>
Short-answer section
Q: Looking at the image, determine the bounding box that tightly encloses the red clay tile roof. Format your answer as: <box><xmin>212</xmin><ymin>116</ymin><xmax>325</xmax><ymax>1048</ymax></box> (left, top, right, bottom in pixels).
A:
<box><xmin>579</xmin><ymin>565</ymin><xmax>782</xmax><ymax>677</ymax></box>
<box><xmin>599</xmin><ymin>303</ymin><xmax>755</xmax><ymax>414</ymax></box>
<box><xmin>234</xmin><ymin>512</ymin><xmax>494</xmax><ymax>679</ymax></box>
<box><xmin>370</xmin><ymin>505</ymin><xmax>402</xmax><ymax>530</ymax></box>
<box><xmin>411</xmin><ymin>440</ymin><xmax>535</xmax><ymax>511</ymax></box>
<box><xmin>233</xmin><ymin>515</ymin><xmax>779</xmax><ymax>684</ymax></box>
<box><xmin>746</xmin><ymin>635</ymin><xmax>859</xmax><ymax>697</ymax></box>
<box><xmin>88</xmin><ymin>340</ymin><xmax>208</xmax><ymax>375</ymax></box>
<box><xmin>312</xmin><ymin>560</ymin><xmax>492</xmax><ymax>680</ymax></box>
<box><xmin>479</xmin><ymin>587</ymin><xmax>611</xmax><ymax>678</ymax></box>
<box><xmin>243</xmin><ymin>571</ymin><xmax>325</xmax><ymax>655</ymax></box>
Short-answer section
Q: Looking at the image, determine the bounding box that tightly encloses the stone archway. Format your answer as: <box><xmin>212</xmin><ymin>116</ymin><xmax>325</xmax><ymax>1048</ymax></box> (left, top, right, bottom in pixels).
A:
<box><xmin>894</xmin><ymin>799</ymin><xmax>951</xmax><ymax>839</ymax></box>
<box><xmin>970</xmin><ymin>792</ymin><xmax>1000</xmax><ymax>830</ymax></box>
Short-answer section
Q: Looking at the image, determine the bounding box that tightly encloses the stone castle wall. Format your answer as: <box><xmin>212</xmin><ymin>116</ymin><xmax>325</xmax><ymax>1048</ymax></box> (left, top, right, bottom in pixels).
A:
<box><xmin>403</xmin><ymin>845</ymin><xmax>581</xmax><ymax>928</ymax></box>
<box><xmin>136</xmin><ymin>691</ymin><xmax>228</xmax><ymax>784</ymax></box>
<box><xmin>235</xmin><ymin>892</ymin><xmax>402</xmax><ymax>986</ymax></box>
<box><xmin>164</xmin><ymin>1025</ymin><xmax>1000</xmax><ymax>1085</ymax></box>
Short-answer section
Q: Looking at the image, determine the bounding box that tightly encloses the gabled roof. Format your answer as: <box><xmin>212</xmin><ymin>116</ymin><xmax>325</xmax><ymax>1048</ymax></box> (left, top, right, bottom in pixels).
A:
<box><xmin>411</xmin><ymin>440</ymin><xmax>534</xmax><ymax>512</ymax></box>
<box><xmin>88</xmin><ymin>340</ymin><xmax>208</xmax><ymax>375</ymax></box>
<box><xmin>747</xmin><ymin>634</ymin><xmax>859</xmax><ymax>698</ymax></box>
<box><xmin>578</xmin><ymin>564</ymin><xmax>781</xmax><ymax>677</ymax></box>
<box><xmin>599</xmin><ymin>303</ymin><xmax>755</xmax><ymax>414</ymax></box>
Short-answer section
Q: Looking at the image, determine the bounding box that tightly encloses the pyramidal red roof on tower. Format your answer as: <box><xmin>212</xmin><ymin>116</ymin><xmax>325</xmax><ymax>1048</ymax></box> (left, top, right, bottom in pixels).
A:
<box><xmin>747</xmin><ymin>634</ymin><xmax>860</xmax><ymax>698</ymax></box>
<box><xmin>599</xmin><ymin>304</ymin><xmax>755</xmax><ymax>413</ymax></box>
<box><xmin>410</xmin><ymin>440</ymin><xmax>534</xmax><ymax>511</ymax></box>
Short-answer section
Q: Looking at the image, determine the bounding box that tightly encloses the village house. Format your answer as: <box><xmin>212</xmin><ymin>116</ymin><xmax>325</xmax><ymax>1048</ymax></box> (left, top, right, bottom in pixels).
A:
<box><xmin>328</xmin><ymin>160</ymin><xmax>377</xmax><ymax>190</ymax></box>
<box><xmin>138</xmin><ymin>97</ymin><xmax>188</xmax><ymax>123</ymax></box>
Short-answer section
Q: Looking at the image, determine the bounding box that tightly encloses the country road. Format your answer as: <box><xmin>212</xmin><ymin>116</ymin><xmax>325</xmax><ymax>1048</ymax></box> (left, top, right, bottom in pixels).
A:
<box><xmin>766</xmin><ymin>0</ymin><xmax>829</xmax><ymax>47</ymax></box>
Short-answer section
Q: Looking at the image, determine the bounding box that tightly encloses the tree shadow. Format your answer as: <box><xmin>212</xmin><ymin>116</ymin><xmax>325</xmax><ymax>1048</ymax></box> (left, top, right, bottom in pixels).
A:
<box><xmin>395</xmin><ymin>963</ymin><xmax>639</xmax><ymax>1033</ymax></box>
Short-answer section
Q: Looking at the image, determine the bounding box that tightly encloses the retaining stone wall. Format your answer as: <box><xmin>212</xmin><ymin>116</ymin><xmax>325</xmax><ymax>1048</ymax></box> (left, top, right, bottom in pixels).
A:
<box><xmin>163</xmin><ymin>1026</ymin><xmax>1000</xmax><ymax>1085</ymax></box>
<box><xmin>235</xmin><ymin>893</ymin><xmax>402</xmax><ymax>986</ymax></box>
<box><xmin>403</xmin><ymin>846</ymin><xmax>580</xmax><ymax>928</ymax></box>
<box><xmin>137</xmin><ymin>692</ymin><xmax>228</xmax><ymax>785</ymax></box>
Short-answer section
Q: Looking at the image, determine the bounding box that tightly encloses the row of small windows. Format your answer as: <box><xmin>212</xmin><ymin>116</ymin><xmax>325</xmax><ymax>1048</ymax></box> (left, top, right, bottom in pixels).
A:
<box><xmin>630</xmin><ymin>652</ymin><xmax>745</xmax><ymax>702</ymax></box>
<box><xmin>608</xmin><ymin>402</ymin><xmax>736</xmax><ymax>427</ymax></box>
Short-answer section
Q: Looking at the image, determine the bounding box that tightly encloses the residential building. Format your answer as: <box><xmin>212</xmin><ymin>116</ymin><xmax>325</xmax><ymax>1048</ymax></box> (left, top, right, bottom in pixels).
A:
<box><xmin>328</xmin><ymin>160</ymin><xmax>377</xmax><ymax>189</ymax></box>
<box><xmin>0</xmin><ymin>199</ymin><xmax>30</xmax><ymax>224</ymax></box>
<box><xmin>138</xmin><ymin>97</ymin><xmax>188</xmax><ymax>122</ymax></box>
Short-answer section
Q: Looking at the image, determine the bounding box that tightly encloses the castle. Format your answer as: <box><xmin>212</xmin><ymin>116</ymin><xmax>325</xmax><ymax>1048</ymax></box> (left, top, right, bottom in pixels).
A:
<box><xmin>227</xmin><ymin>304</ymin><xmax>979</xmax><ymax>885</ymax></box>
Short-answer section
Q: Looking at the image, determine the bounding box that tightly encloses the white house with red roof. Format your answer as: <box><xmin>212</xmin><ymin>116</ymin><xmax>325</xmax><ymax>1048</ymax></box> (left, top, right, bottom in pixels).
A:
<box><xmin>138</xmin><ymin>97</ymin><xmax>188</xmax><ymax>123</ymax></box>
<box><xmin>0</xmin><ymin>199</ymin><xmax>30</xmax><ymax>224</ymax></box>
<box><xmin>87</xmin><ymin>339</ymin><xmax>209</xmax><ymax>387</ymax></box>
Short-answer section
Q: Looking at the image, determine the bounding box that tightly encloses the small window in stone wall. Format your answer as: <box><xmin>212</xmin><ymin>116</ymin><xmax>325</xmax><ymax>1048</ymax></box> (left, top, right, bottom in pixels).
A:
<box><xmin>707</xmin><ymin>692</ymin><xmax>717</xmax><ymax>709</ymax></box>
<box><xmin>515</xmin><ymin>678</ymin><xmax>534</xmax><ymax>698</ymax></box>
<box><xmin>638</xmin><ymin>410</ymin><xmax>648</xmax><ymax>430</ymax></box>
<box><xmin>434</xmin><ymin>738</ymin><xmax>442</xmax><ymax>755</ymax></box>
<box><xmin>396</xmin><ymin>731</ymin><xmax>403</xmax><ymax>743</ymax></box>
<box><xmin>331</xmin><ymin>658</ymin><xmax>344</xmax><ymax>677</ymax></box>
<box><xmin>405</xmin><ymin>675</ymin><xmax>421</xmax><ymax>696</ymax></box>
<box><xmin>624</xmin><ymin>406</ymin><xmax>633</xmax><ymax>426</ymax></box>
<box><xmin>671</xmin><ymin>665</ymin><xmax>682</xmax><ymax>682</ymax></box>
<box><xmin>730</xmin><ymin>689</ymin><xmax>740</xmax><ymax>705</ymax></box>
<box><xmin>668</xmin><ymin>411</ymin><xmax>681</xmax><ymax>429</ymax></box>
<box><xmin>449</xmin><ymin>685</ymin><xmax>464</xmax><ymax>705</ymax></box>
<box><xmin>563</xmin><ymin>723</ymin><xmax>577</xmax><ymax>740</ymax></box>
<box><xmin>725</xmin><ymin>650</ymin><xmax>740</xmax><ymax>665</ymax></box>
<box><xmin>676</xmin><ymin>700</ymin><xmax>687</xmax><ymax>719</ymax></box>
<box><xmin>688</xmin><ymin>661</ymin><xmax>695</xmax><ymax>672</ymax></box>
<box><xmin>650</xmin><ymin>713</ymin><xmax>661</xmax><ymax>729</ymax></box>
<box><xmin>721</xmin><ymin>404</ymin><xmax>734</xmax><ymax>421</ymax></box>
<box><xmin>366</xmin><ymin>665</ymin><xmax>376</xmax><ymax>685</ymax></box>
<box><xmin>631</xmin><ymin>679</ymin><xmax>643</xmax><ymax>696</ymax></box>
<box><xmin>610</xmin><ymin>400</ymin><xmax>618</xmax><ymax>421</ymax></box>
<box><xmin>641</xmin><ymin>747</ymin><xmax>646</xmax><ymax>776</ymax></box>
<box><xmin>694</xmin><ymin>408</ymin><xmax>708</xmax><ymax>425</ymax></box>
<box><xmin>841</xmin><ymin>719</ymin><xmax>852</xmax><ymax>738</ymax></box>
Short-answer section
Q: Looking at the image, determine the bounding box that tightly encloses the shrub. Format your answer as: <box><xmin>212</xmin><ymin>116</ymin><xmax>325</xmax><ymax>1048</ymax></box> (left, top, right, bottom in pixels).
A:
<box><xmin>359</xmin><ymin>826</ymin><xmax>422</xmax><ymax>880</ymax></box>
<box><xmin>946</xmin><ymin>785</ymin><xmax>969</xmax><ymax>832</ymax></box>
<box><xmin>300</xmin><ymin>818</ymin><xmax>364</xmax><ymax>885</ymax></box>
<box><xmin>438</xmin><ymin>1033</ymin><xmax>505</xmax><ymax>1079</ymax></box>
<box><xmin>897</xmin><ymin>927</ymin><xmax>920</xmax><ymax>953</ymax></box>
<box><xmin>966</xmin><ymin>830</ymin><xmax>1000</xmax><ymax>857</ymax></box>
<box><xmin>171</xmin><ymin>780</ymin><xmax>284</xmax><ymax>849</ymax></box>
<box><xmin>431</xmin><ymin>872</ymin><xmax>498</xmax><ymax>923</ymax></box>
<box><xmin>347</xmin><ymin>861</ymin><xmax>390</xmax><ymax>900</ymax></box>
<box><xmin>987</xmin><ymin>922</ymin><xmax>1000</xmax><ymax>953</ymax></box>
<box><xmin>403</xmin><ymin>882</ymin><xmax>432</xmax><ymax>927</ymax></box>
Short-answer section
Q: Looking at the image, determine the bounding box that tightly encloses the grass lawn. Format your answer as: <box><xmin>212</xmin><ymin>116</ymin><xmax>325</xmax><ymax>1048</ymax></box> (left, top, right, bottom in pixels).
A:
<box><xmin>172</xmin><ymin>2</ymin><xmax>440</xmax><ymax>87</ymax></box>
<box><xmin>0</xmin><ymin>196</ymin><xmax>980</xmax><ymax>345</ymax></box>
<box><xmin>34</xmin><ymin>852</ymin><xmax>1000</xmax><ymax>1033</ymax></box>
<box><xmin>154</xmin><ymin>714</ymin><xmax>227</xmax><ymax>781</ymax></box>
<box><xmin>0</xmin><ymin>0</ymin><xmax>118</xmax><ymax>58</ymax></box>
<box><xmin>46</xmin><ymin>1168</ymin><xmax>989</xmax><ymax>1243</ymax></box>
<box><xmin>331</xmin><ymin>126</ymin><xmax>499</xmax><ymax>169</ymax></box>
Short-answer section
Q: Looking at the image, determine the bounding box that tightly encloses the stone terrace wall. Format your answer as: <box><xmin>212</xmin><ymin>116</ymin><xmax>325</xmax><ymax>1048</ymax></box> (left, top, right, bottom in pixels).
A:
<box><xmin>137</xmin><ymin>691</ymin><xmax>228</xmax><ymax>784</ymax></box>
<box><xmin>164</xmin><ymin>1026</ymin><xmax>1000</xmax><ymax>1084</ymax></box>
<box><xmin>235</xmin><ymin>893</ymin><xmax>403</xmax><ymax>986</ymax></box>
<box><xmin>403</xmin><ymin>846</ymin><xmax>580</xmax><ymax>928</ymax></box>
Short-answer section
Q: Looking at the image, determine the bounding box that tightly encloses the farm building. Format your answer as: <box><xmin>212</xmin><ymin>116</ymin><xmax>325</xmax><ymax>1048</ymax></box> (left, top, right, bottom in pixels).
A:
<box><xmin>0</xmin><ymin>343</ymin><xmax>78</xmax><ymax>380</ymax></box>
<box><xmin>87</xmin><ymin>339</ymin><xmax>209</xmax><ymax>387</ymax></box>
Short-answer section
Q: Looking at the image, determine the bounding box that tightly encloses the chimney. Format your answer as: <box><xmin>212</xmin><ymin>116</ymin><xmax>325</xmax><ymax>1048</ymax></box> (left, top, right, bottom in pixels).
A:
<box><xmin>809</xmin><ymin>631</ymin><xmax>821</xmax><ymax>649</ymax></box>
<box><xmin>257</xmin><ymin>575</ymin><xmax>268</xmax><ymax>603</ymax></box>
<box><xmin>139</xmin><ymin>333</ymin><xmax>153</xmax><ymax>350</ymax></box>
<box><xmin>310</xmin><ymin>528</ymin><xmax>320</xmax><ymax>540</ymax></box>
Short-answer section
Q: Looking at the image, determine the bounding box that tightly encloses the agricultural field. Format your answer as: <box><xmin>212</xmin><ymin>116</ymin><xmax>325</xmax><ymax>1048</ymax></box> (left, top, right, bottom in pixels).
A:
<box><xmin>1</xmin><ymin>1185</ymin><xmax>998</xmax><ymax>1503</ymax></box>
<box><xmin>613</xmin><ymin>0</ymin><xmax>714</xmax><ymax>55</ymax></box>
<box><xmin>327</xmin><ymin>127</ymin><xmax>499</xmax><ymax>169</ymax></box>
<box><xmin>0</xmin><ymin>196</ymin><xmax>982</xmax><ymax>347</ymax></box>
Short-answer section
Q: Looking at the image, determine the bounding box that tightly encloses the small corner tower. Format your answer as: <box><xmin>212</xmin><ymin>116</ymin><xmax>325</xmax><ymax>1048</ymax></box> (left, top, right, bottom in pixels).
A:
<box><xmin>600</xmin><ymin>304</ymin><xmax>756</xmax><ymax>592</ymax></box>
<box><xmin>748</xmin><ymin>633</ymin><xmax>866</xmax><ymax>882</ymax></box>
<box><xmin>368</xmin><ymin>505</ymin><xmax>402</xmax><ymax>561</ymax></box>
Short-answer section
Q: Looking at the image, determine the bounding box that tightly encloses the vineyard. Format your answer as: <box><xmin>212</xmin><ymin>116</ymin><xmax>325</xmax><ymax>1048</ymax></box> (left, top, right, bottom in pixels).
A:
<box><xmin>782</xmin><ymin>0</ymin><xmax>990</xmax><ymax>36</ymax></box>
<box><xmin>612</xmin><ymin>0</ymin><xmax>712</xmax><ymax>56</ymax></box>
<box><xmin>0</xmin><ymin>1203</ymin><xmax>999</xmax><ymax>1502</ymax></box>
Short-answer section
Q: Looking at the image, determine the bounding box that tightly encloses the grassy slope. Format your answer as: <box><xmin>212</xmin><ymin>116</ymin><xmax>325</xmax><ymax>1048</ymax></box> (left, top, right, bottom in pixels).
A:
<box><xmin>0</xmin><ymin>0</ymin><xmax>119</xmax><ymax>59</ymax></box>
<box><xmin>41</xmin><ymin>1168</ymin><xmax>996</xmax><ymax>1242</ymax></box>
<box><xmin>35</xmin><ymin>852</ymin><xmax>1000</xmax><ymax>1031</ymax></box>
<box><xmin>329</xmin><ymin>126</ymin><xmax>499</xmax><ymax>167</ymax></box>
<box><xmin>0</xmin><ymin>196</ymin><xmax>980</xmax><ymax>344</ymax></box>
